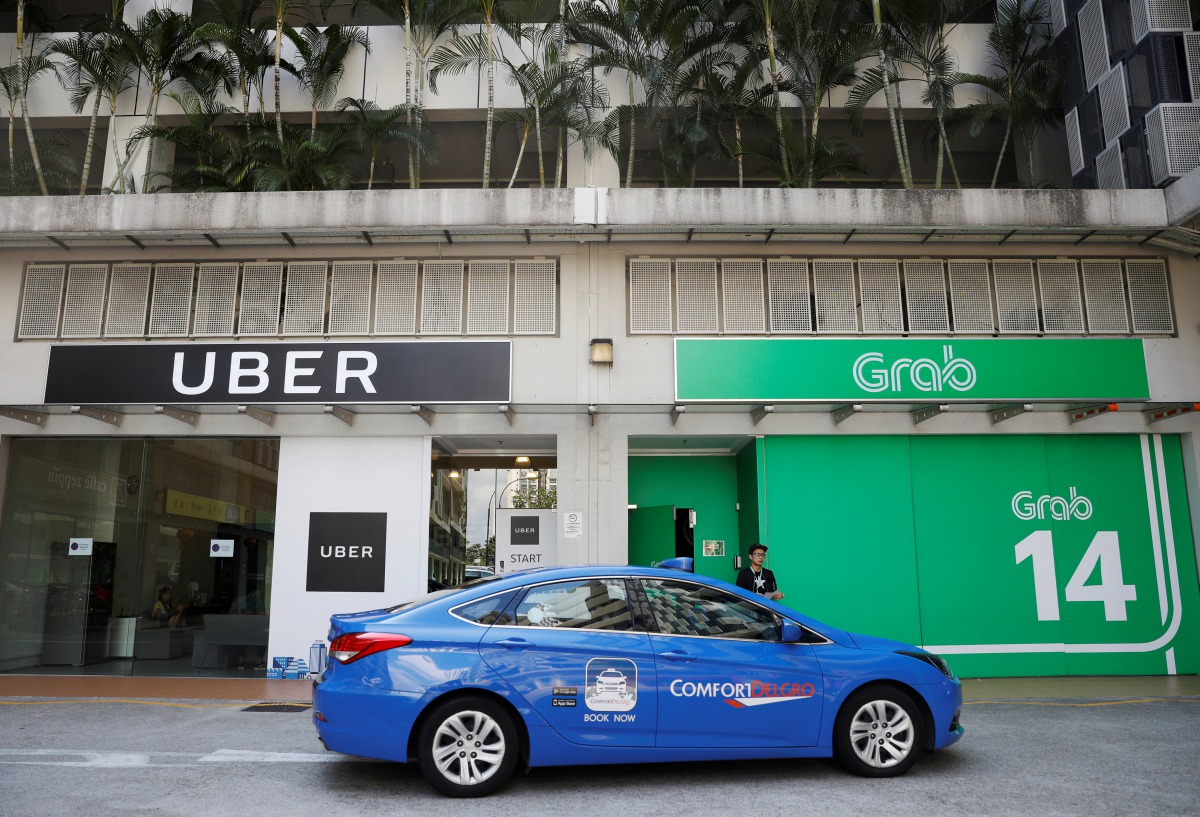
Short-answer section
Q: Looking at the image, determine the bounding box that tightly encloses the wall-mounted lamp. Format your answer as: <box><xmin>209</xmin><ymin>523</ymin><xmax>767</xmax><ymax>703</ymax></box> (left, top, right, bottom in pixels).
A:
<box><xmin>590</xmin><ymin>338</ymin><xmax>614</xmax><ymax>366</ymax></box>
<box><xmin>515</xmin><ymin>455</ymin><xmax>531</xmax><ymax>467</ymax></box>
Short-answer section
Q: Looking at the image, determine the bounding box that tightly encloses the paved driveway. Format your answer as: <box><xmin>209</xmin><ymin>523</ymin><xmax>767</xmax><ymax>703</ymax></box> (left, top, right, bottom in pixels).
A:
<box><xmin>0</xmin><ymin>679</ymin><xmax>1196</xmax><ymax>817</ymax></box>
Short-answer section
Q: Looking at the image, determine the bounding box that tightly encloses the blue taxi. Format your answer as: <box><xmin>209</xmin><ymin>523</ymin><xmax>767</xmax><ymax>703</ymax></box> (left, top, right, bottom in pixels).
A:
<box><xmin>312</xmin><ymin>561</ymin><xmax>964</xmax><ymax>796</ymax></box>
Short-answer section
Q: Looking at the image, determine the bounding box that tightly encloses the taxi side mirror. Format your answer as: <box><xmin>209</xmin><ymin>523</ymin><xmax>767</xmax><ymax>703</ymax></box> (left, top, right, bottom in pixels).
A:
<box><xmin>780</xmin><ymin>621</ymin><xmax>802</xmax><ymax>643</ymax></box>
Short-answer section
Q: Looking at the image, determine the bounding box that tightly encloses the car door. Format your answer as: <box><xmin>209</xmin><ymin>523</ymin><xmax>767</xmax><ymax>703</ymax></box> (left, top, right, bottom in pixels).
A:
<box><xmin>639</xmin><ymin>578</ymin><xmax>824</xmax><ymax>748</ymax></box>
<box><xmin>479</xmin><ymin>577</ymin><xmax>658</xmax><ymax>747</ymax></box>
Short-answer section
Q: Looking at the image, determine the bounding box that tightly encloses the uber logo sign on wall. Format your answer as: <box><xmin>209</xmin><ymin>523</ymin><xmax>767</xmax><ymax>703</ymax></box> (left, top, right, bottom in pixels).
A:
<box><xmin>306</xmin><ymin>512</ymin><xmax>386</xmax><ymax>592</ymax></box>
<box><xmin>511</xmin><ymin>516</ymin><xmax>539</xmax><ymax>545</ymax></box>
<box><xmin>44</xmin><ymin>341</ymin><xmax>511</xmax><ymax>404</ymax></box>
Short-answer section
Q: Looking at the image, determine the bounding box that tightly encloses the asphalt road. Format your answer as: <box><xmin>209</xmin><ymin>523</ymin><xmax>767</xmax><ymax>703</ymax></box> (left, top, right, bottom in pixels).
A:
<box><xmin>1</xmin><ymin>694</ymin><xmax>1197</xmax><ymax>817</ymax></box>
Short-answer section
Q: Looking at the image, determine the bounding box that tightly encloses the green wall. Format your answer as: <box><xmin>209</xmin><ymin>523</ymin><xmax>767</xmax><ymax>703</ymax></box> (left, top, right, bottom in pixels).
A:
<box><xmin>762</xmin><ymin>434</ymin><xmax>1199</xmax><ymax>677</ymax></box>
<box><xmin>628</xmin><ymin>434</ymin><xmax>1200</xmax><ymax>678</ymax></box>
<box><xmin>628</xmin><ymin>455</ymin><xmax>741</xmax><ymax>583</ymax></box>
<box><xmin>762</xmin><ymin>436</ymin><xmax>922</xmax><ymax>643</ymax></box>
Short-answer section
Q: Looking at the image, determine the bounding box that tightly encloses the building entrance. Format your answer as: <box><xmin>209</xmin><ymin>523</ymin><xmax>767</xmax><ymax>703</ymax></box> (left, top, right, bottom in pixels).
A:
<box><xmin>0</xmin><ymin>437</ymin><xmax>278</xmax><ymax>676</ymax></box>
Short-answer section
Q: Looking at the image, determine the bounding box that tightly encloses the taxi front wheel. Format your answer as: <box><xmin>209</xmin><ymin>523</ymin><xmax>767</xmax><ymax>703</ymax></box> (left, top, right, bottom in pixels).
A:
<box><xmin>417</xmin><ymin>696</ymin><xmax>520</xmax><ymax>797</ymax></box>
<box><xmin>833</xmin><ymin>686</ymin><xmax>923</xmax><ymax>777</ymax></box>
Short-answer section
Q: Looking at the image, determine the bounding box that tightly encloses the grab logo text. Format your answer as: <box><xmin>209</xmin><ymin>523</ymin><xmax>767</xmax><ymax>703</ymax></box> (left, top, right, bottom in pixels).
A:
<box><xmin>852</xmin><ymin>345</ymin><xmax>977</xmax><ymax>394</ymax></box>
<box><xmin>1011</xmin><ymin>487</ymin><xmax>1093</xmax><ymax>521</ymax></box>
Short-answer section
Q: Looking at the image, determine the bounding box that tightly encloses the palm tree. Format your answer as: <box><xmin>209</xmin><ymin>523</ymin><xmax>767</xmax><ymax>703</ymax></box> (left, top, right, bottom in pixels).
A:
<box><xmin>0</xmin><ymin>63</ymin><xmax>23</xmax><ymax>191</ymax></box>
<box><xmin>337</xmin><ymin>97</ymin><xmax>434</xmax><ymax>188</ymax></box>
<box><xmin>954</xmin><ymin>0</ymin><xmax>1062</xmax><ymax>187</ymax></box>
<box><xmin>848</xmin><ymin>0</ymin><xmax>962</xmax><ymax>188</ymax></box>
<box><xmin>13</xmin><ymin>0</ymin><xmax>51</xmax><ymax>195</ymax></box>
<box><xmin>284</xmin><ymin>23</ymin><xmax>370</xmax><ymax>140</ymax></box>
<box><xmin>197</xmin><ymin>0</ymin><xmax>274</xmax><ymax>121</ymax></box>
<box><xmin>857</xmin><ymin>0</ymin><xmax>915</xmax><ymax>187</ymax></box>
<box><xmin>689</xmin><ymin>24</ymin><xmax>772</xmax><ymax>188</ymax></box>
<box><xmin>49</xmin><ymin>25</ymin><xmax>139</xmax><ymax>195</ymax></box>
<box><xmin>430</xmin><ymin>0</ymin><xmax>506</xmax><ymax>187</ymax></box>
<box><xmin>569</xmin><ymin>0</ymin><xmax>724</xmax><ymax>187</ymax></box>
<box><xmin>132</xmin><ymin>92</ymin><xmax>242</xmax><ymax>191</ymax></box>
<box><xmin>248</xmin><ymin>119</ymin><xmax>356</xmax><ymax>190</ymax></box>
<box><xmin>782</xmin><ymin>0</ymin><xmax>872</xmax><ymax>187</ymax></box>
<box><xmin>722</xmin><ymin>0</ymin><xmax>802</xmax><ymax>182</ymax></box>
<box><xmin>356</xmin><ymin>0</ymin><xmax>472</xmax><ymax>187</ymax></box>
<box><xmin>484</xmin><ymin>17</ymin><xmax>603</xmax><ymax>189</ymax></box>
<box><xmin>268</xmin><ymin>0</ymin><xmax>311</xmax><ymax>143</ymax></box>
<box><xmin>120</xmin><ymin>7</ymin><xmax>231</xmax><ymax>192</ymax></box>
<box><xmin>761</xmin><ymin>119</ymin><xmax>865</xmax><ymax>186</ymax></box>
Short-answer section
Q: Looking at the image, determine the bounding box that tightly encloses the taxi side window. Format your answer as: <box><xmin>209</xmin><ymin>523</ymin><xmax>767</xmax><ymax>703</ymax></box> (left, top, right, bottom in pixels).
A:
<box><xmin>514</xmin><ymin>579</ymin><xmax>632</xmax><ymax>631</ymax></box>
<box><xmin>641</xmin><ymin>579</ymin><xmax>779</xmax><ymax>641</ymax></box>
<box><xmin>452</xmin><ymin>590</ymin><xmax>519</xmax><ymax>625</ymax></box>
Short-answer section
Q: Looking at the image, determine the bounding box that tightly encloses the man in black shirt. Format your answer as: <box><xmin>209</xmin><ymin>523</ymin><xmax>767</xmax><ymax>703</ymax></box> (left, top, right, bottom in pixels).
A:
<box><xmin>735</xmin><ymin>543</ymin><xmax>783</xmax><ymax>601</ymax></box>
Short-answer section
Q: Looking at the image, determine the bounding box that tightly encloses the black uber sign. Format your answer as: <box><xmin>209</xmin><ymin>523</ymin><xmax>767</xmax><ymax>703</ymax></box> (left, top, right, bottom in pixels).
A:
<box><xmin>44</xmin><ymin>341</ymin><xmax>511</xmax><ymax>404</ymax></box>
<box><xmin>306</xmin><ymin>512</ymin><xmax>386</xmax><ymax>592</ymax></box>
<box><xmin>510</xmin><ymin>516</ymin><xmax>539</xmax><ymax>545</ymax></box>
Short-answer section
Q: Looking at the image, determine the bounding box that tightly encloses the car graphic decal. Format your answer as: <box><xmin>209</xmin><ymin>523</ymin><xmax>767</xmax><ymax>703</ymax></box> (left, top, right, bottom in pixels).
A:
<box><xmin>584</xmin><ymin>658</ymin><xmax>637</xmax><ymax>713</ymax></box>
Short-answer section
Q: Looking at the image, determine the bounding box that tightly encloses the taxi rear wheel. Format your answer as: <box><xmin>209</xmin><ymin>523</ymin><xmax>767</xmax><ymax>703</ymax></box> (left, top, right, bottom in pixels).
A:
<box><xmin>833</xmin><ymin>686</ymin><xmax>923</xmax><ymax>778</ymax></box>
<box><xmin>417</xmin><ymin>696</ymin><xmax>519</xmax><ymax>797</ymax></box>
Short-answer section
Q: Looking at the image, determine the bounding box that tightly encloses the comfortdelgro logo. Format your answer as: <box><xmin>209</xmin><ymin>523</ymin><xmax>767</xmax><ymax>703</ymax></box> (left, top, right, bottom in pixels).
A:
<box><xmin>852</xmin><ymin>345</ymin><xmax>977</xmax><ymax>394</ymax></box>
<box><xmin>669</xmin><ymin>679</ymin><xmax>815</xmax><ymax>708</ymax></box>
<box><xmin>1011</xmin><ymin>487</ymin><xmax>1093</xmax><ymax>521</ymax></box>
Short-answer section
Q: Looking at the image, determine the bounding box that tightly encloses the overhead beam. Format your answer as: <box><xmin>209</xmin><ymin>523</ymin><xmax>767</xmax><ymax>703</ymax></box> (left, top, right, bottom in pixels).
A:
<box><xmin>831</xmin><ymin>404</ymin><xmax>862</xmax><ymax>425</ymax></box>
<box><xmin>989</xmin><ymin>403</ymin><xmax>1033</xmax><ymax>424</ymax></box>
<box><xmin>1144</xmin><ymin>403</ymin><xmax>1200</xmax><ymax>423</ymax></box>
<box><xmin>1068</xmin><ymin>403</ymin><xmax>1118</xmax><ymax>424</ymax></box>
<box><xmin>237</xmin><ymin>405</ymin><xmax>276</xmax><ymax>426</ymax></box>
<box><xmin>912</xmin><ymin>404</ymin><xmax>950</xmax><ymax>425</ymax></box>
<box><xmin>0</xmin><ymin>407</ymin><xmax>49</xmax><ymax>426</ymax></box>
<box><xmin>154</xmin><ymin>405</ymin><xmax>200</xmax><ymax>426</ymax></box>
<box><xmin>70</xmin><ymin>405</ymin><xmax>123</xmax><ymax>426</ymax></box>
<box><xmin>324</xmin><ymin>405</ymin><xmax>355</xmax><ymax>425</ymax></box>
<box><xmin>750</xmin><ymin>405</ymin><xmax>774</xmax><ymax>425</ymax></box>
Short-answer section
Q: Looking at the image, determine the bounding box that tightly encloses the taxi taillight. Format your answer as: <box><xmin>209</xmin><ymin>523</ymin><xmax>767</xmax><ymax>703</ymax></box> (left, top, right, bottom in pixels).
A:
<box><xmin>328</xmin><ymin>632</ymin><xmax>413</xmax><ymax>664</ymax></box>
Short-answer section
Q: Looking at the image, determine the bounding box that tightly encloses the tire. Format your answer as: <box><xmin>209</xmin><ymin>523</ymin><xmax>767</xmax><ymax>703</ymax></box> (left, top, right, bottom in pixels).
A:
<box><xmin>833</xmin><ymin>686</ymin><xmax>923</xmax><ymax>778</ymax></box>
<box><xmin>416</xmin><ymin>696</ymin><xmax>520</xmax><ymax>797</ymax></box>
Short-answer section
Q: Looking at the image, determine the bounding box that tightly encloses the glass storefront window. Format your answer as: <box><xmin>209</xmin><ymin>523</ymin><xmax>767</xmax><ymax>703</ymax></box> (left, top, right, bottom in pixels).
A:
<box><xmin>0</xmin><ymin>437</ymin><xmax>278</xmax><ymax>676</ymax></box>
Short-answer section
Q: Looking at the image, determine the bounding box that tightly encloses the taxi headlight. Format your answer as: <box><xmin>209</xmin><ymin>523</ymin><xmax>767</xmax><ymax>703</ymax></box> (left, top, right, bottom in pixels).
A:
<box><xmin>896</xmin><ymin>649</ymin><xmax>956</xmax><ymax>680</ymax></box>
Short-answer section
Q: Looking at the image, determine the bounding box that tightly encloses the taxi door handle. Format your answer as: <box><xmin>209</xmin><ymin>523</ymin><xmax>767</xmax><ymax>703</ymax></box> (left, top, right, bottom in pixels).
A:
<box><xmin>493</xmin><ymin>638</ymin><xmax>534</xmax><ymax>650</ymax></box>
<box><xmin>657</xmin><ymin>650</ymin><xmax>695</xmax><ymax>662</ymax></box>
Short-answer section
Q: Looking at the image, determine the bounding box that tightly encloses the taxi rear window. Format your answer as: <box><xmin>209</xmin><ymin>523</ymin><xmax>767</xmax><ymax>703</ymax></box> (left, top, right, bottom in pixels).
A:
<box><xmin>452</xmin><ymin>590</ymin><xmax>519</xmax><ymax>625</ymax></box>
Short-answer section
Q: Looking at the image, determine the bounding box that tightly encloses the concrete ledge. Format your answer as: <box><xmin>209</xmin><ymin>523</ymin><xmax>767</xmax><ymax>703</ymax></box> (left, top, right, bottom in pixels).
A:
<box><xmin>599</xmin><ymin>187</ymin><xmax>1170</xmax><ymax>230</ymax></box>
<box><xmin>0</xmin><ymin>186</ymin><xmax>1174</xmax><ymax>239</ymax></box>
<box><xmin>1165</xmin><ymin>165</ymin><xmax>1200</xmax><ymax>227</ymax></box>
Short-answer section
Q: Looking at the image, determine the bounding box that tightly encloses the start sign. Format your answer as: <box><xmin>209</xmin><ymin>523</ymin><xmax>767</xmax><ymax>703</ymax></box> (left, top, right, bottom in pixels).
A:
<box><xmin>495</xmin><ymin>508</ymin><xmax>557</xmax><ymax>576</ymax></box>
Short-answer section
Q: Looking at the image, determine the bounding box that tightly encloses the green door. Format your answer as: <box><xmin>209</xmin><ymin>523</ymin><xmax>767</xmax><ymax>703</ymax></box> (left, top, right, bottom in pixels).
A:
<box><xmin>628</xmin><ymin>506</ymin><xmax>677</xmax><ymax>567</ymax></box>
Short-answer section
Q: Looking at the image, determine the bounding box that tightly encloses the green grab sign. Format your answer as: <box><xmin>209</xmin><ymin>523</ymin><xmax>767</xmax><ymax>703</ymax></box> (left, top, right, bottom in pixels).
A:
<box><xmin>759</xmin><ymin>433</ymin><xmax>1198</xmax><ymax>678</ymax></box>
<box><xmin>674</xmin><ymin>338</ymin><xmax>1150</xmax><ymax>402</ymax></box>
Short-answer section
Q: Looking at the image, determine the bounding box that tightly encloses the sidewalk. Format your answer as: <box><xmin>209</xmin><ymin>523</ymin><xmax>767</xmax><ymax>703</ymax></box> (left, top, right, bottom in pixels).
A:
<box><xmin>961</xmin><ymin>674</ymin><xmax>1200</xmax><ymax>702</ymax></box>
<box><xmin>0</xmin><ymin>673</ymin><xmax>1195</xmax><ymax>702</ymax></box>
<box><xmin>0</xmin><ymin>675</ymin><xmax>312</xmax><ymax>701</ymax></box>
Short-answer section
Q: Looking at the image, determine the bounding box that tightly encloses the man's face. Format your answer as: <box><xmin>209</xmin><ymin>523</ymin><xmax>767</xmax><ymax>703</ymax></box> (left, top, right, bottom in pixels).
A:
<box><xmin>749</xmin><ymin>549</ymin><xmax>765</xmax><ymax>564</ymax></box>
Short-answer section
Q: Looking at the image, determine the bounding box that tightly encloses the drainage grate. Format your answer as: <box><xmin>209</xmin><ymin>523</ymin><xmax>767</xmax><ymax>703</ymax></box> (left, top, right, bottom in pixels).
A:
<box><xmin>242</xmin><ymin>702</ymin><xmax>312</xmax><ymax>713</ymax></box>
